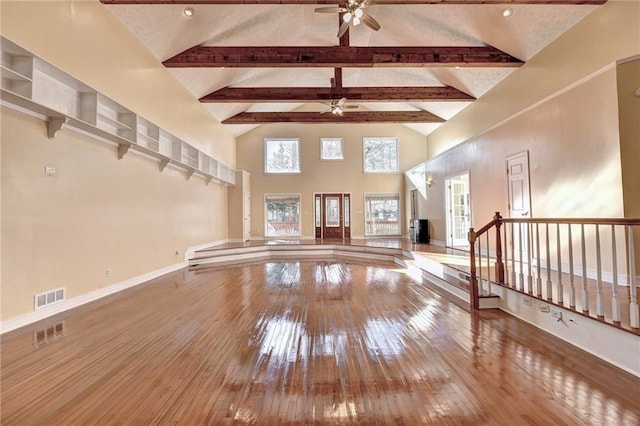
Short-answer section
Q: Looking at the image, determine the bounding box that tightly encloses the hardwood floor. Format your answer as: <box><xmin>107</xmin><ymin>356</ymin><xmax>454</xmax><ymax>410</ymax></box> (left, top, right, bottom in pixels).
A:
<box><xmin>2</xmin><ymin>260</ymin><xmax>639</xmax><ymax>425</ymax></box>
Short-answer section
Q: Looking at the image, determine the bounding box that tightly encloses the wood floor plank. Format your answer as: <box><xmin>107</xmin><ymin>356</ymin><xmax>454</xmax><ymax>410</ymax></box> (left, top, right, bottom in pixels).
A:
<box><xmin>1</xmin><ymin>259</ymin><xmax>639</xmax><ymax>424</ymax></box>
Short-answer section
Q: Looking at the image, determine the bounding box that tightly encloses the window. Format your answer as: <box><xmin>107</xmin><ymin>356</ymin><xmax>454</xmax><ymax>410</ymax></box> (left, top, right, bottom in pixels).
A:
<box><xmin>265</xmin><ymin>138</ymin><xmax>300</xmax><ymax>173</ymax></box>
<box><xmin>265</xmin><ymin>194</ymin><xmax>301</xmax><ymax>237</ymax></box>
<box><xmin>320</xmin><ymin>138</ymin><xmax>343</xmax><ymax>160</ymax></box>
<box><xmin>363</xmin><ymin>137</ymin><xmax>398</xmax><ymax>173</ymax></box>
<box><xmin>365</xmin><ymin>193</ymin><xmax>401</xmax><ymax>236</ymax></box>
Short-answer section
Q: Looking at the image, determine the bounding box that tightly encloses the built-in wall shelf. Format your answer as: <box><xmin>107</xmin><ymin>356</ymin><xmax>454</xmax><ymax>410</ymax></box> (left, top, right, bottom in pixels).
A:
<box><xmin>0</xmin><ymin>36</ymin><xmax>235</xmax><ymax>186</ymax></box>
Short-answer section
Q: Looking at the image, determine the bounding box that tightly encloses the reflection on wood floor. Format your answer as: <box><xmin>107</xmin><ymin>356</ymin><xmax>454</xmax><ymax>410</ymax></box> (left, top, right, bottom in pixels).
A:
<box><xmin>2</xmin><ymin>260</ymin><xmax>639</xmax><ymax>424</ymax></box>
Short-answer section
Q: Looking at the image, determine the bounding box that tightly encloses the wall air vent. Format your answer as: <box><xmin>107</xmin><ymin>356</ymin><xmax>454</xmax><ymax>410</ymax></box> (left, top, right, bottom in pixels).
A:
<box><xmin>34</xmin><ymin>287</ymin><xmax>65</xmax><ymax>310</ymax></box>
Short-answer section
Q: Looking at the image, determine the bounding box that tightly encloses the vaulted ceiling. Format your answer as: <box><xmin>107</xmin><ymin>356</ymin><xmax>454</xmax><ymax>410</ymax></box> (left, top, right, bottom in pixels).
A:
<box><xmin>101</xmin><ymin>0</ymin><xmax>604</xmax><ymax>137</ymax></box>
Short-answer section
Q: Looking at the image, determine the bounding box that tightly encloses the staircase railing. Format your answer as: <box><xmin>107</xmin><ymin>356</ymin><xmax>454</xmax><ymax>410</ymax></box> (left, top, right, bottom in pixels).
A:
<box><xmin>468</xmin><ymin>213</ymin><xmax>640</xmax><ymax>330</ymax></box>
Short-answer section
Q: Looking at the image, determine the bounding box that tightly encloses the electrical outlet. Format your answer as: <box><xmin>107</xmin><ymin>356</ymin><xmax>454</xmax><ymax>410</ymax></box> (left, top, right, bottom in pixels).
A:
<box><xmin>106</xmin><ymin>268</ymin><xmax>112</xmax><ymax>278</ymax></box>
<box><xmin>522</xmin><ymin>297</ymin><xmax>532</xmax><ymax>306</ymax></box>
<box><xmin>551</xmin><ymin>309</ymin><xmax>563</xmax><ymax>321</ymax></box>
<box><xmin>539</xmin><ymin>304</ymin><xmax>550</xmax><ymax>313</ymax></box>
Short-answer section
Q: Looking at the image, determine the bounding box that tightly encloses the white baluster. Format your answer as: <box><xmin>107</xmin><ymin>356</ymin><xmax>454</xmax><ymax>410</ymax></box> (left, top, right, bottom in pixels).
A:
<box><xmin>611</xmin><ymin>225</ymin><xmax>620</xmax><ymax>323</ymax></box>
<box><xmin>596</xmin><ymin>224</ymin><xmax>604</xmax><ymax>318</ymax></box>
<box><xmin>556</xmin><ymin>223</ymin><xmax>563</xmax><ymax>305</ymax></box>
<box><xmin>527</xmin><ymin>222</ymin><xmax>533</xmax><ymax>294</ymax></box>
<box><xmin>581</xmin><ymin>224</ymin><xmax>589</xmax><ymax>313</ymax></box>
<box><xmin>628</xmin><ymin>226</ymin><xmax>638</xmax><ymax>329</ymax></box>
<box><xmin>478</xmin><ymin>238</ymin><xmax>483</xmax><ymax>296</ymax></box>
<box><xmin>503</xmin><ymin>224</ymin><xmax>509</xmax><ymax>288</ymax></box>
<box><xmin>518</xmin><ymin>223</ymin><xmax>524</xmax><ymax>291</ymax></box>
<box><xmin>568</xmin><ymin>224</ymin><xmax>575</xmax><ymax>309</ymax></box>
<box><xmin>511</xmin><ymin>222</ymin><xmax>516</xmax><ymax>288</ymax></box>
<box><xmin>546</xmin><ymin>223</ymin><xmax>552</xmax><ymax>301</ymax></box>
<box><xmin>486</xmin><ymin>233</ymin><xmax>492</xmax><ymax>296</ymax></box>
<box><xmin>535</xmin><ymin>223</ymin><xmax>542</xmax><ymax>297</ymax></box>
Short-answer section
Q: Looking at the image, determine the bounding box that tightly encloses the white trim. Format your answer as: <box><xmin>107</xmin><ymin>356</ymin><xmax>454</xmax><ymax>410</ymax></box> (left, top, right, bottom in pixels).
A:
<box><xmin>429</xmin><ymin>239</ymin><xmax>446</xmax><ymax>247</ymax></box>
<box><xmin>616</xmin><ymin>55</ymin><xmax>640</xmax><ymax>65</ymax></box>
<box><xmin>2</xmin><ymin>238</ymin><xmax>229</xmax><ymax>334</ymax></box>
<box><xmin>497</xmin><ymin>286</ymin><xmax>640</xmax><ymax>378</ymax></box>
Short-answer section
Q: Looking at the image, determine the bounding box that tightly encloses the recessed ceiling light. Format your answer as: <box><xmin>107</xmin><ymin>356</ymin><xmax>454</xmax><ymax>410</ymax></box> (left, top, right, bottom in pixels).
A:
<box><xmin>183</xmin><ymin>7</ymin><xmax>194</xmax><ymax>17</ymax></box>
<box><xmin>501</xmin><ymin>8</ymin><xmax>513</xmax><ymax>18</ymax></box>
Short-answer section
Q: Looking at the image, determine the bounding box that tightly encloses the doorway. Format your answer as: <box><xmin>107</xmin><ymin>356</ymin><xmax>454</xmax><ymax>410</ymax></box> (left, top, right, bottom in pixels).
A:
<box><xmin>314</xmin><ymin>193</ymin><xmax>351</xmax><ymax>239</ymax></box>
<box><xmin>445</xmin><ymin>173</ymin><xmax>471</xmax><ymax>248</ymax></box>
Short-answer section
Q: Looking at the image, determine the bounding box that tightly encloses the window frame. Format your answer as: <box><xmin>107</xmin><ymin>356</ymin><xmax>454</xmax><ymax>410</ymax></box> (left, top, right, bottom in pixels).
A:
<box><xmin>264</xmin><ymin>138</ymin><xmax>301</xmax><ymax>174</ymax></box>
<box><xmin>362</xmin><ymin>137</ymin><xmax>399</xmax><ymax>174</ymax></box>
<box><xmin>364</xmin><ymin>192</ymin><xmax>402</xmax><ymax>236</ymax></box>
<box><xmin>320</xmin><ymin>137</ymin><xmax>344</xmax><ymax>161</ymax></box>
<box><xmin>264</xmin><ymin>193</ymin><xmax>302</xmax><ymax>238</ymax></box>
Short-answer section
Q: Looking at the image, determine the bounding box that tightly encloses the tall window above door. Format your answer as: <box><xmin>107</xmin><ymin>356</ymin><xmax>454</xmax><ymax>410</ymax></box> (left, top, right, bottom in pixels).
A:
<box><xmin>363</xmin><ymin>137</ymin><xmax>398</xmax><ymax>173</ymax></box>
<box><xmin>365</xmin><ymin>193</ymin><xmax>401</xmax><ymax>236</ymax></box>
<box><xmin>320</xmin><ymin>138</ymin><xmax>344</xmax><ymax>160</ymax></box>
<box><xmin>265</xmin><ymin>138</ymin><xmax>300</xmax><ymax>174</ymax></box>
<box><xmin>265</xmin><ymin>194</ymin><xmax>301</xmax><ymax>237</ymax></box>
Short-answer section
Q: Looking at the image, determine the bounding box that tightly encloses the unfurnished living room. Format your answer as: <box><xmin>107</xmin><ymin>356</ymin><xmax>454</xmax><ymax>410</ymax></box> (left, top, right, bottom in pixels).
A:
<box><xmin>1</xmin><ymin>0</ymin><xmax>639</xmax><ymax>424</ymax></box>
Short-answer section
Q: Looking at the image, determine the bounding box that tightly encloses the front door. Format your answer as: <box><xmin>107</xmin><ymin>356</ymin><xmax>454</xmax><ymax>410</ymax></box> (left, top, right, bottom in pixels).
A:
<box><xmin>314</xmin><ymin>193</ymin><xmax>351</xmax><ymax>239</ymax></box>
<box><xmin>323</xmin><ymin>194</ymin><xmax>343</xmax><ymax>239</ymax></box>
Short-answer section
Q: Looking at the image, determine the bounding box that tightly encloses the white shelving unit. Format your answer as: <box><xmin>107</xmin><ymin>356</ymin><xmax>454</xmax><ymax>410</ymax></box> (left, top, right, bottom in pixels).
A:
<box><xmin>0</xmin><ymin>36</ymin><xmax>235</xmax><ymax>186</ymax></box>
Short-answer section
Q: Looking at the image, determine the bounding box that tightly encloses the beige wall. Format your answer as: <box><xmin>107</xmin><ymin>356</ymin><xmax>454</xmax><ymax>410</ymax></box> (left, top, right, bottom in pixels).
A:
<box><xmin>236</xmin><ymin>123</ymin><xmax>427</xmax><ymax>238</ymax></box>
<box><xmin>0</xmin><ymin>0</ymin><xmax>236</xmax><ymax>164</ymax></box>
<box><xmin>617</xmin><ymin>59</ymin><xmax>640</xmax><ymax>218</ymax></box>
<box><xmin>1</xmin><ymin>108</ymin><xmax>228</xmax><ymax>320</ymax></box>
<box><xmin>419</xmin><ymin>67</ymin><xmax>623</xmax><ymax>245</ymax></box>
<box><xmin>427</xmin><ymin>0</ymin><xmax>640</xmax><ymax>159</ymax></box>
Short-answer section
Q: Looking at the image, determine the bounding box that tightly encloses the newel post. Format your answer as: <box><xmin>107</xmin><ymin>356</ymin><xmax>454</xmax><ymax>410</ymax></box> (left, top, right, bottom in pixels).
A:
<box><xmin>468</xmin><ymin>227</ymin><xmax>479</xmax><ymax>309</ymax></box>
<box><xmin>493</xmin><ymin>212</ymin><xmax>505</xmax><ymax>284</ymax></box>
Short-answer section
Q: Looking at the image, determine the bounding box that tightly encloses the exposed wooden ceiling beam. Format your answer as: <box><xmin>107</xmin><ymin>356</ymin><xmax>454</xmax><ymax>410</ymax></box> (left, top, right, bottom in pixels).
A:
<box><xmin>164</xmin><ymin>46</ymin><xmax>522</xmax><ymax>68</ymax></box>
<box><xmin>102</xmin><ymin>1</ymin><xmax>606</xmax><ymax>5</ymax></box>
<box><xmin>200</xmin><ymin>86</ymin><xmax>473</xmax><ymax>102</ymax></box>
<box><xmin>222</xmin><ymin>110</ymin><xmax>444</xmax><ymax>124</ymax></box>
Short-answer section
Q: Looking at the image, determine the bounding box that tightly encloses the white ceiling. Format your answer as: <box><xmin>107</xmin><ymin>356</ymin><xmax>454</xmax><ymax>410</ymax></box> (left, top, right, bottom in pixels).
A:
<box><xmin>104</xmin><ymin>2</ymin><xmax>598</xmax><ymax>137</ymax></box>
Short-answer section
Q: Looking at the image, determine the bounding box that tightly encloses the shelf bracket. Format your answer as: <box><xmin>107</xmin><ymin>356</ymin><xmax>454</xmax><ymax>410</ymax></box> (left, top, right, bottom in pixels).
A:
<box><xmin>159</xmin><ymin>159</ymin><xmax>170</xmax><ymax>172</ymax></box>
<box><xmin>47</xmin><ymin>117</ymin><xmax>68</xmax><ymax>139</ymax></box>
<box><xmin>117</xmin><ymin>143</ymin><xmax>131</xmax><ymax>160</ymax></box>
<box><xmin>186</xmin><ymin>169</ymin><xmax>195</xmax><ymax>180</ymax></box>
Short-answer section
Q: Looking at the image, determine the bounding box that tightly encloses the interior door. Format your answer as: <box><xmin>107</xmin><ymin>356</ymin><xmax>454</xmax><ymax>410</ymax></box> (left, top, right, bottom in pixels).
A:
<box><xmin>322</xmin><ymin>194</ymin><xmax>343</xmax><ymax>239</ymax></box>
<box><xmin>243</xmin><ymin>190</ymin><xmax>251</xmax><ymax>241</ymax></box>
<box><xmin>506</xmin><ymin>151</ymin><xmax>531</xmax><ymax>219</ymax></box>
<box><xmin>446</xmin><ymin>173</ymin><xmax>470</xmax><ymax>247</ymax></box>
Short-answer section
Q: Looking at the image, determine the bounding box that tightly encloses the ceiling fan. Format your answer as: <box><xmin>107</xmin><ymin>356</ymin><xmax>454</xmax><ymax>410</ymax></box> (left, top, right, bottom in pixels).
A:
<box><xmin>315</xmin><ymin>0</ymin><xmax>381</xmax><ymax>38</ymax></box>
<box><xmin>321</xmin><ymin>98</ymin><xmax>358</xmax><ymax>116</ymax></box>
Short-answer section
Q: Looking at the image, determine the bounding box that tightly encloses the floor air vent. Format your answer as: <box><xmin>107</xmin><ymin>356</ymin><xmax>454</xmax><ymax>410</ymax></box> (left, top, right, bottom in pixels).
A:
<box><xmin>34</xmin><ymin>288</ymin><xmax>65</xmax><ymax>310</ymax></box>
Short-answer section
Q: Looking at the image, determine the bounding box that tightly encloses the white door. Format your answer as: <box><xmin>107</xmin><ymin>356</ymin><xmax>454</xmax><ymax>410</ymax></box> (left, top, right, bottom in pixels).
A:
<box><xmin>506</xmin><ymin>151</ymin><xmax>531</xmax><ymax>219</ymax></box>
<box><xmin>446</xmin><ymin>173</ymin><xmax>471</xmax><ymax>247</ymax></box>
<box><xmin>243</xmin><ymin>190</ymin><xmax>251</xmax><ymax>241</ymax></box>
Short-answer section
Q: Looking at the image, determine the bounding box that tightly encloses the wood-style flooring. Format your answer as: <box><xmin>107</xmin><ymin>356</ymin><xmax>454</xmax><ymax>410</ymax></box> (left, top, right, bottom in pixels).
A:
<box><xmin>2</xmin><ymin>260</ymin><xmax>639</xmax><ymax>425</ymax></box>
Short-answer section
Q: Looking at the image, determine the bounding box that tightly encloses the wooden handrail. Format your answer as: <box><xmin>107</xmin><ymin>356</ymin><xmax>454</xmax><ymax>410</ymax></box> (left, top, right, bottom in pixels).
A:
<box><xmin>467</xmin><ymin>212</ymin><xmax>640</xmax><ymax>331</ymax></box>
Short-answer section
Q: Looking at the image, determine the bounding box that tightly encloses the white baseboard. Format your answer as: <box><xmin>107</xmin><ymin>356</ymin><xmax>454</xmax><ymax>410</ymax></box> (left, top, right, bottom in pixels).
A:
<box><xmin>429</xmin><ymin>239</ymin><xmax>446</xmax><ymax>247</ymax></box>
<box><xmin>1</xmin><ymin>261</ymin><xmax>186</xmax><ymax>334</ymax></box>
<box><xmin>2</xmin><ymin>238</ymin><xmax>229</xmax><ymax>335</ymax></box>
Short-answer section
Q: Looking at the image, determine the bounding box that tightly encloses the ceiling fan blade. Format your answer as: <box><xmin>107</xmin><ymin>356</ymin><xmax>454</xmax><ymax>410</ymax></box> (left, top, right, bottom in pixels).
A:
<box><xmin>343</xmin><ymin>105</ymin><xmax>359</xmax><ymax>109</ymax></box>
<box><xmin>361</xmin><ymin>0</ymin><xmax>377</xmax><ymax>8</ymax></box>
<box><xmin>337</xmin><ymin>21</ymin><xmax>350</xmax><ymax>38</ymax></box>
<box><xmin>336</xmin><ymin>97</ymin><xmax>347</xmax><ymax>106</ymax></box>
<box><xmin>314</xmin><ymin>7</ymin><xmax>348</xmax><ymax>13</ymax></box>
<box><xmin>361</xmin><ymin>12</ymin><xmax>381</xmax><ymax>31</ymax></box>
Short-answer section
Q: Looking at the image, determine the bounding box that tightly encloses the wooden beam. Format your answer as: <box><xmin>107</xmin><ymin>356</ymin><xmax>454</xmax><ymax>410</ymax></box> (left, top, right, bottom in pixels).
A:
<box><xmin>222</xmin><ymin>110</ymin><xmax>445</xmax><ymax>123</ymax></box>
<box><xmin>200</xmin><ymin>86</ymin><xmax>474</xmax><ymax>102</ymax></box>
<box><xmin>163</xmin><ymin>46</ymin><xmax>522</xmax><ymax>68</ymax></box>
<box><xmin>102</xmin><ymin>1</ymin><xmax>607</xmax><ymax>5</ymax></box>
